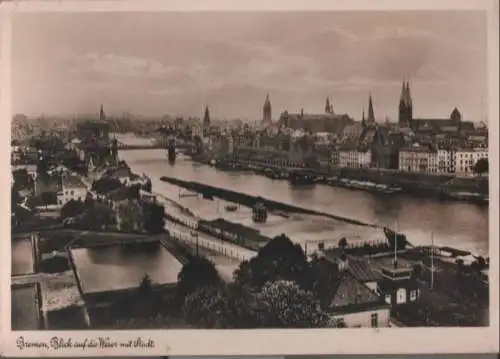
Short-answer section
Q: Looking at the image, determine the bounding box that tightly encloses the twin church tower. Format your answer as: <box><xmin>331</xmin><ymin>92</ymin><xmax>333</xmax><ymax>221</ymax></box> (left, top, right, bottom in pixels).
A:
<box><xmin>261</xmin><ymin>80</ymin><xmax>415</xmax><ymax>127</ymax></box>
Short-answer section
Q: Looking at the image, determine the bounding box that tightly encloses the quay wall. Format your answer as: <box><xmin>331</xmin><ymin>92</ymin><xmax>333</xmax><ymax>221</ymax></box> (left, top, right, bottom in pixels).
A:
<box><xmin>211</xmin><ymin>157</ymin><xmax>488</xmax><ymax>198</ymax></box>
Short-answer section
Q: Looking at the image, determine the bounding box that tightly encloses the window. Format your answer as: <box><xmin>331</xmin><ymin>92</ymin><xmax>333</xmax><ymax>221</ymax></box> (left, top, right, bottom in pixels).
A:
<box><xmin>396</xmin><ymin>288</ymin><xmax>407</xmax><ymax>304</ymax></box>
<box><xmin>371</xmin><ymin>313</ymin><xmax>378</xmax><ymax>328</ymax></box>
<box><xmin>410</xmin><ymin>290</ymin><xmax>417</xmax><ymax>301</ymax></box>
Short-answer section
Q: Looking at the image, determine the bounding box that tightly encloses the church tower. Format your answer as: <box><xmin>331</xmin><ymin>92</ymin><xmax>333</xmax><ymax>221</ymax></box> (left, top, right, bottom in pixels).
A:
<box><xmin>367</xmin><ymin>94</ymin><xmax>375</xmax><ymax>126</ymax></box>
<box><xmin>325</xmin><ymin>97</ymin><xmax>334</xmax><ymax>114</ymax></box>
<box><xmin>263</xmin><ymin>94</ymin><xmax>272</xmax><ymax>124</ymax></box>
<box><xmin>99</xmin><ymin>104</ymin><xmax>105</xmax><ymax>121</ymax></box>
<box><xmin>203</xmin><ymin>105</ymin><xmax>210</xmax><ymax>127</ymax></box>
<box><xmin>203</xmin><ymin>105</ymin><xmax>210</xmax><ymax>137</ymax></box>
<box><xmin>398</xmin><ymin>81</ymin><xmax>413</xmax><ymax>128</ymax></box>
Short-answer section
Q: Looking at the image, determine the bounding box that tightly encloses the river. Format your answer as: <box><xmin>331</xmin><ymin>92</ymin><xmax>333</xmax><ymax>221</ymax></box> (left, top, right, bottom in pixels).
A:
<box><xmin>118</xmin><ymin>148</ymin><xmax>489</xmax><ymax>257</ymax></box>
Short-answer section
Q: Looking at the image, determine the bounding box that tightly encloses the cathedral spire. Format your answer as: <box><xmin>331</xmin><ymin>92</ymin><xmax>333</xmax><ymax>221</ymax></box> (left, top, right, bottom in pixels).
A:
<box><xmin>405</xmin><ymin>80</ymin><xmax>413</xmax><ymax>107</ymax></box>
<box><xmin>400</xmin><ymin>81</ymin><xmax>406</xmax><ymax>104</ymax></box>
<box><xmin>362</xmin><ymin>107</ymin><xmax>366</xmax><ymax>127</ymax></box>
<box><xmin>367</xmin><ymin>94</ymin><xmax>375</xmax><ymax>124</ymax></box>
<box><xmin>325</xmin><ymin>97</ymin><xmax>331</xmax><ymax>114</ymax></box>
<box><xmin>99</xmin><ymin>104</ymin><xmax>105</xmax><ymax>121</ymax></box>
<box><xmin>203</xmin><ymin>105</ymin><xmax>210</xmax><ymax>126</ymax></box>
<box><xmin>263</xmin><ymin>93</ymin><xmax>272</xmax><ymax>123</ymax></box>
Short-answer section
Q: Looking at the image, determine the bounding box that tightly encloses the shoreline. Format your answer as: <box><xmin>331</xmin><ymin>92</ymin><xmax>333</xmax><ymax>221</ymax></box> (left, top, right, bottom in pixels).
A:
<box><xmin>191</xmin><ymin>156</ymin><xmax>489</xmax><ymax>206</ymax></box>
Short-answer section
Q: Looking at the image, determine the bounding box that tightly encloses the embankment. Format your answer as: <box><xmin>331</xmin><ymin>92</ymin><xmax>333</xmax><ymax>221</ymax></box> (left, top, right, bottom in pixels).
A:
<box><xmin>160</xmin><ymin>176</ymin><xmax>378</xmax><ymax>228</ymax></box>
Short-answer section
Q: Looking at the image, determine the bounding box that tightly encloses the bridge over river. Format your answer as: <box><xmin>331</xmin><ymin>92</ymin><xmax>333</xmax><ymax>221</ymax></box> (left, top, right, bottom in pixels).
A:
<box><xmin>113</xmin><ymin>132</ymin><xmax>194</xmax><ymax>153</ymax></box>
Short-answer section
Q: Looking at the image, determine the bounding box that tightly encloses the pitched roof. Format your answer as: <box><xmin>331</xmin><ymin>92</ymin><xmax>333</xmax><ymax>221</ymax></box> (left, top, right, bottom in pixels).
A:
<box><xmin>62</xmin><ymin>175</ymin><xmax>87</xmax><ymax>189</ymax></box>
<box><xmin>348</xmin><ymin>259</ymin><xmax>383</xmax><ymax>282</ymax></box>
<box><xmin>329</xmin><ymin>272</ymin><xmax>381</xmax><ymax>309</ymax></box>
<box><xmin>36</xmin><ymin>175</ymin><xmax>62</xmax><ymax>193</ymax></box>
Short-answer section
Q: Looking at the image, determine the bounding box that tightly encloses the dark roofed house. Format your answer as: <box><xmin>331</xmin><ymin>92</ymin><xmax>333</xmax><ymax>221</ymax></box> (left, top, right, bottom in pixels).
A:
<box><xmin>278</xmin><ymin>110</ymin><xmax>355</xmax><ymax>134</ymax></box>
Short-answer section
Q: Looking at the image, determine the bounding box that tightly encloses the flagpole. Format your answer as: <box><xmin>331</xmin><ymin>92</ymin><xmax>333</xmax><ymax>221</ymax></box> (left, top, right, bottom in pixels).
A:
<box><xmin>431</xmin><ymin>232</ymin><xmax>435</xmax><ymax>290</ymax></box>
<box><xmin>394</xmin><ymin>221</ymin><xmax>398</xmax><ymax>266</ymax></box>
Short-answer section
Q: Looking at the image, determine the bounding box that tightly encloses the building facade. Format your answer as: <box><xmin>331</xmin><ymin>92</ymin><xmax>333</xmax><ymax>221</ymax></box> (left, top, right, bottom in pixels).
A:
<box><xmin>455</xmin><ymin>148</ymin><xmax>488</xmax><ymax>176</ymax></box>
<box><xmin>398</xmin><ymin>143</ymin><xmax>435</xmax><ymax>174</ymax></box>
<box><xmin>57</xmin><ymin>175</ymin><xmax>88</xmax><ymax>206</ymax></box>
<box><xmin>338</xmin><ymin>148</ymin><xmax>371</xmax><ymax>168</ymax></box>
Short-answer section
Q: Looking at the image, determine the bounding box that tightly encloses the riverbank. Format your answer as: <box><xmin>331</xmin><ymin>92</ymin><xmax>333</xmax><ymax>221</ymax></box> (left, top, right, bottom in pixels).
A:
<box><xmin>203</xmin><ymin>156</ymin><xmax>489</xmax><ymax>205</ymax></box>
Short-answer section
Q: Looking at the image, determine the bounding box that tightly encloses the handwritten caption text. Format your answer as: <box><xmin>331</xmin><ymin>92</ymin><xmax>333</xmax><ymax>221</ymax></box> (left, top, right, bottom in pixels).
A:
<box><xmin>16</xmin><ymin>336</ymin><xmax>156</xmax><ymax>351</ymax></box>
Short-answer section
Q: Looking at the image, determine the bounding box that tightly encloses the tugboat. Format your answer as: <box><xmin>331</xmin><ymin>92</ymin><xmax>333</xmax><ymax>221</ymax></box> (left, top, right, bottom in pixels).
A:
<box><xmin>252</xmin><ymin>202</ymin><xmax>268</xmax><ymax>223</ymax></box>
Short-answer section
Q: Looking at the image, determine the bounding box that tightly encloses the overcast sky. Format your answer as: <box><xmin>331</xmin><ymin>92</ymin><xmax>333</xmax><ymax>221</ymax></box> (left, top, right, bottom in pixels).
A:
<box><xmin>12</xmin><ymin>11</ymin><xmax>487</xmax><ymax>122</ymax></box>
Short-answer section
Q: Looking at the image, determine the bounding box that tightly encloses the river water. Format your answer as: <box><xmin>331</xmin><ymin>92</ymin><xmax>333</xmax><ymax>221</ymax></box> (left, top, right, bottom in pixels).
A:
<box><xmin>119</xmin><ymin>148</ymin><xmax>489</xmax><ymax>256</ymax></box>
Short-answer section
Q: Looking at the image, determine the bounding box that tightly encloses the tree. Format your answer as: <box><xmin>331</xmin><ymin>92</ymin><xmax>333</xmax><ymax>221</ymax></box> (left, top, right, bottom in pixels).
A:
<box><xmin>255</xmin><ymin>280</ymin><xmax>330</xmax><ymax>328</ymax></box>
<box><xmin>234</xmin><ymin>234</ymin><xmax>312</xmax><ymax>290</ymax></box>
<box><xmin>83</xmin><ymin>192</ymin><xmax>94</xmax><ymax>207</ymax></box>
<box><xmin>116</xmin><ymin>200</ymin><xmax>144</xmax><ymax>232</ymax></box>
<box><xmin>142</xmin><ymin>202</ymin><xmax>165</xmax><ymax>234</ymax></box>
<box><xmin>12</xmin><ymin>169</ymin><xmax>32</xmax><ymax>189</ymax></box>
<box><xmin>309</xmin><ymin>256</ymin><xmax>341</xmax><ymax>309</ymax></box>
<box><xmin>338</xmin><ymin>237</ymin><xmax>348</xmax><ymax>251</ymax></box>
<box><xmin>473</xmin><ymin>158</ymin><xmax>488</xmax><ymax>176</ymax></box>
<box><xmin>142</xmin><ymin>178</ymin><xmax>152</xmax><ymax>193</ymax></box>
<box><xmin>74</xmin><ymin>202</ymin><xmax>116</xmax><ymax>230</ymax></box>
<box><xmin>60</xmin><ymin>199</ymin><xmax>85</xmax><ymax>220</ymax></box>
<box><xmin>92</xmin><ymin>177</ymin><xmax>122</xmax><ymax>195</ymax></box>
<box><xmin>11</xmin><ymin>185</ymin><xmax>21</xmax><ymax>207</ymax></box>
<box><xmin>36</xmin><ymin>155</ymin><xmax>49</xmax><ymax>177</ymax></box>
<box><xmin>456</xmin><ymin>258</ymin><xmax>465</xmax><ymax>276</ymax></box>
<box><xmin>62</xmin><ymin>152</ymin><xmax>87</xmax><ymax>175</ymax></box>
<box><xmin>183</xmin><ymin>286</ymin><xmax>228</xmax><ymax>328</ymax></box>
<box><xmin>40</xmin><ymin>191</ymin><xmax>57</xmax><ymax>207</ymax></box>
<box><xmin>129</xmin><ymin>184</ymin><xmax>141</xmax><ymax>200</ymax></box>
<box><xmin>139</xmin><ymin>273</ymin><xmax>153</xmax><ymax>293</ymax></box>
<box><xmin>177</xmin><ymin>257</ymin><xmax>221</xmax><ymax>304</ymax></box>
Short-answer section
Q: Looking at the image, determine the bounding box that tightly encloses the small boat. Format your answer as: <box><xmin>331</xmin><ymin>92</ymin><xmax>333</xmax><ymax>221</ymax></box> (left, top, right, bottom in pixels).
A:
<box><xmin>225</xmin><ymin>204</ymin><xmax>238</xmax><ymax>212</ymax></box>
<box><xmin>289</xmin><ymin>173</ymin><xmax>315</xmax><ymax>186</ymax></box>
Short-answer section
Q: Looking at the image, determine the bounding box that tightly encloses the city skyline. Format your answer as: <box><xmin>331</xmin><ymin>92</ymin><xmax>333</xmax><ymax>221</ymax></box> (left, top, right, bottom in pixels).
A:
<box><xmin>12</xmin><ymin>11</ymin><xmax>488</xmax><ymax>122</ymax></box>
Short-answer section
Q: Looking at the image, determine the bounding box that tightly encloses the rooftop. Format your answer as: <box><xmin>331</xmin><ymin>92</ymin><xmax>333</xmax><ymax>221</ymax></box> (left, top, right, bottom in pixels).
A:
<box><xmin>347</xmin><ymin>258</ymin><xmax>382</xmax><ymax>282</ymax></box>
<box><xmin>62</xmin><ymin>175</ymin><xmax>87</xmax><ymax>189</ymax></box>
<box><xmin>329</xmin><ymin>273</ymin><xmax>381</xmax><ymax>310</ymax></box>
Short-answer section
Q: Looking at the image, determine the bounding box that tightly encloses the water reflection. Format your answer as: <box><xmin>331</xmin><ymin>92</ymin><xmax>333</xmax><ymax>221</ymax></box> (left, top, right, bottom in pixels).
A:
<box><xmin>12</xmin><ymin>239</ymin><xmax>34</xmax><ymax>275</ymax></box>
<box><xmin>119</xmin><ymin>149</ymin><xmax>489</xmax><ymax>256</ymax></box>
<box><xmin>71</xmin><ymin>243</ymin><xmax>183</xmax><ymax>293</ymax></box>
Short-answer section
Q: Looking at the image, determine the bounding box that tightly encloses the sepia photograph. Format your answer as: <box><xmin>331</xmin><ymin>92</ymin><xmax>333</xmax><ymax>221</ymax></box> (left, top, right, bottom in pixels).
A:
<box><xmin>2</xmin><ymin>0</ymin><xmax>499</xmax><ymax>356</ymax></box>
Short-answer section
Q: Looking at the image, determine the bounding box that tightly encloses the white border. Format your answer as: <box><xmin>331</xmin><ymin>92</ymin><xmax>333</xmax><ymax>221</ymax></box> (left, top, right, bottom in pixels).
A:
<box><xmin>1</xmin><ymin>0</ymin><xmax>499</xmax><ymax>356</ymax></box>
